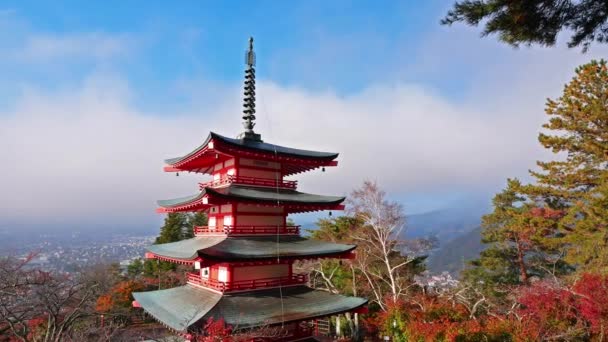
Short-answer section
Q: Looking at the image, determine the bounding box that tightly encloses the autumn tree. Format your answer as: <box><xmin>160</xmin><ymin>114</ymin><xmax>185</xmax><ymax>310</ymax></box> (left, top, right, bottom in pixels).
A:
<box><xmin>308</xmin><ymin>216</ymin><xmax>361</xmax><ymax>295</ymax></box>
<box><xmin>348</xmin><ymin>181</ymin><xmax>429</xmax><ymax>311</ymax></box>
<box><xmin>0</xmin><ymin>255</ymin><xmax>115</xmax><ymax>342</ymax></box>
<box><xmin>442</xmin><ymin>0</ymin><xmax>608</xmax><ymax>50</ymax></box>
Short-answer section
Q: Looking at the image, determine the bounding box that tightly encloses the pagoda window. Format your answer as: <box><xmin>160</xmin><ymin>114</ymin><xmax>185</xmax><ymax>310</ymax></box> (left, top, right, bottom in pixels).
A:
<box><xmin>218</xmin><ymin>266</ymin><xmax>228</xmax><ymax>283</ymax></box>
<box><xmin>213</xmin><ymin>173</ymin><xmax>221</xmax><ymax>182</ymax></box>
<box><xmin>208</xmin><ymin>217</ymin><xmax>217</xmax><ymax>230</ymax></box>
<box><xmin>201</xmin><ymin>267</ymin><xmax>210</xmax><ymax>279</ymax></box>
<box><xmin>227</xmin><ymin>168</ymin><xmax>236</xmax><ymax>176</ymax></box>
<box><xmin>224</xmin><ymin>215</ymin><xmax>233</xmax><ymax>226</ymax></box>
<box><xmin>224</xmin><ymin>158</ymin><xmax>235</xmax><ymax>167</ymax></box>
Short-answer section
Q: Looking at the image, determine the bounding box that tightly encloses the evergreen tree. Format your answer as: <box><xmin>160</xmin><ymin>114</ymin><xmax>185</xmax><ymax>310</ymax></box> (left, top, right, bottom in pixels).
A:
<box><xmin>467</xmin><ymin>61</ymin><xmax>608</xmax><ymax>288</ymax></box>
<box><xmin>155</xmin><ymin>213</ymin><xmax>188</xmax><ymax>244</ymax></box>
<box><xmin>442</xmin><ymin>1</ymin><xmax>608</xmax><ymax>50</ymax></box>
<box><xmin>526</xmin><ymin>60</ymin><xmax>608</xmax><ymax>273</ymax></box>
<box><xmin>185</xmin><ymin>211</ymin><xmax>208</xmax><ymax>239</ymax></box>
<box><xmin>528</xmin><ymin>60</ymin><xmax>608</xmax><ymax>203</ymax></box>
<box><xmin>463</xmin><ymin>179</ymin><xmax>566</xmax><ymax>296</ymax></box>
<box><xmin>561</xmin><ymin>175</ymin><xmax>608</xmax><ymax>273</ymax></box>
<box><xmin>127</xmin><ymin>259</ymin><xmax>144</xmax><ymax>278</ymax></box>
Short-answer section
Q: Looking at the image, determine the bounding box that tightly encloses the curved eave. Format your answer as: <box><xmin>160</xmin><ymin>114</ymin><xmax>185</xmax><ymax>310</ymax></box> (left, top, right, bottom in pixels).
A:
<box><xmin>211</xmin><ymin>132</ymin><xmax>338</xmax><ymax>160</ymax></box>
<box><xmin>146</xmin><ymin>236</ymin><xmax>227</xmax><ymax>261</ymax></box>
<box><xmin>163</xmin><ymin>132</ymin><xmax>339</xmax><ymax>174</ymax></box>
<box><xmin>164</xmin><ymin>133</ymin><xmax>213</xmax><ymax>167</ymax></box>
<box><xmin>144</xmin><ymin>236</ymin><xmax>356</xmax><ymax>262</ymax></box>
<box><xmin>133</xmin><ymin>285</ymin><xmax>222</xmax><ymax>332</ymax></box>
<box><xmin>157</xmin><ymin>185</ymin><xmax>346</xmax><ymax>214</ymax></box>
<box><xmin>156</xmin><ymin>192</ymin><xmax>210</xmax><ymax>213</ymax></box>
<box><xmin>205</xmin><ymin>185</ymin><xmax>346</xmax><ymax>206</ymax></box>
<box><xmin>133</xmin><ymin>285</ymin><xmax>368</xmax><ymax>332</ymax></box>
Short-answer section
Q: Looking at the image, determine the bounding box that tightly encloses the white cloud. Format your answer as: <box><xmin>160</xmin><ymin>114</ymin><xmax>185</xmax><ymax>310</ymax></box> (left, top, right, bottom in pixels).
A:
<box><xmin>3</xmin><ymin>25</ymin><xmax>608</xmax><ymax>225</ymax></box>
<box><xmin>16</xmin><ymin>32</ymin><xmax>132</xmax><ymax>62</ymax></box>
<box><xmin>0</xmin><ymin>73</ymin><xmax>556</xmax><ymax>224</ymax></box>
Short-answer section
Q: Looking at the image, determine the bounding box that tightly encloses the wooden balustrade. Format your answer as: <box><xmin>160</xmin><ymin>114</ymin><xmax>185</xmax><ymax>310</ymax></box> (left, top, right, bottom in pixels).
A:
<box><xmin>187</xmin><ymin>272</ymin><xmax>308</xmax><ymax>292</ymax></box>
<box><xmin>199</xmin><ymin>175</ymin><xmax>297</xmax><ymax>190</ymax></box>
<box><xmin>194</xmin><ymin>225</ymin><xmax>300</xmax><ymax>236</ymax></box>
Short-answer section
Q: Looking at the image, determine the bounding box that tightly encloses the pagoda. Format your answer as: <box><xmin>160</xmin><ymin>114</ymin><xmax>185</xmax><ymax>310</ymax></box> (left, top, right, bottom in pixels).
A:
<box><xmin>132</xmin><ymin>38</ymin><xmax>367</xmax><ymax>341</ymax></box>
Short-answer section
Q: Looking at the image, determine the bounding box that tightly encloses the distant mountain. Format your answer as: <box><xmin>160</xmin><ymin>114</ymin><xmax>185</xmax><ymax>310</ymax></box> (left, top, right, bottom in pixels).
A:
<box><xmin>426</xmin><ymin>226</ymin><xmax>485</xmax><ymax>275</ymax></box>
<box><xmin>401</xmin><ymin>205</ymin><xmax>489</xmax><ymax>276</ymax></box>
<box><xmin>405</xmin><ymin>207</ymin><xmax>483</xmax><ymax>244</ymax></box>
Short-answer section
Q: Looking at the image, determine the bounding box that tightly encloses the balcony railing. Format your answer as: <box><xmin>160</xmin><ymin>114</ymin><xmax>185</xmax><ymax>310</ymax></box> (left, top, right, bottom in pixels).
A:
<box><xmin>199</xmin><ymin>175</ymin><xmax>297</xmax><ymax>190</ymax></box>
<box><xmin>194</xmin><ymin>225</ymin><xmax>300</xmax><ymax>236</ymax></box>
<box><xmin>187</xmin><ymin>272</ymin><xmax>308</xmax><ymax>292</ymax></box>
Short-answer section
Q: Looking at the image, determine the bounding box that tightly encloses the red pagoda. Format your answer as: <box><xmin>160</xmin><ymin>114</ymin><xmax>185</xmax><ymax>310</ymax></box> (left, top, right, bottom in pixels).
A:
<box><xmin>132</xmin><ymin>38</ymin><xmax>367</xmax><ymax>341</ymax></box>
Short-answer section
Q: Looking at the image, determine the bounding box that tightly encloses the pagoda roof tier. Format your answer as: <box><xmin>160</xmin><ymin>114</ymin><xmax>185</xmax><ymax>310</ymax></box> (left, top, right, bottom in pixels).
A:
<box><xmin>133</xmin><ymin>285</ymin><xmax>367</xmax><ymax>332</ymax></box>
<box><xmin>146</xmin><ymin>235</ymin><xmax>356</xmax><ymax>262</ymax></box>
<box><xmin>156</xmin><ymin>184</ymin><xmax>345</xmax><ymax>213</ymax></box>
<box><xmin>163</xmin><ymin>132</ymin><xmax>339</xmax><ymax>175</ymax></box>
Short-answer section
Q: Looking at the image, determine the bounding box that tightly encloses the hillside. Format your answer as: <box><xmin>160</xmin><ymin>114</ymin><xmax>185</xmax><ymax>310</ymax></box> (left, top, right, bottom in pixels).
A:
<box><xmin>426</xmin><ymin>226</ymin><xmax>485</xmax><ymax>275</ymax></box>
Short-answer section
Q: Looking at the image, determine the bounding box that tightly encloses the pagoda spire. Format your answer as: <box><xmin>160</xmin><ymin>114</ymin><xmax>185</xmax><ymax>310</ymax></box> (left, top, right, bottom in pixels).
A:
<box><xmin>238</xmin><ymin>37</ymin><xmax>262</xmax><ymax>142</ymax></box>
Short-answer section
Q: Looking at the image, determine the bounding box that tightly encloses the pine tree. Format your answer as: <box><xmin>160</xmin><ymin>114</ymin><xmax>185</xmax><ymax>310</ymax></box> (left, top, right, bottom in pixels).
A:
<box><xmin>442</xmin><ymin>1</ymin><xmax>608</xmax><ymax>50</ymax></box>
<box><xmin>526</xmin><ymin>60</ymin><xmax>608</xmax><ymax>273</ymax></box>
<box><xmin>185</xmin><ymin>211</ymin><xmax>208</xmax><ymax>239</ymax></box>
<box><xmin>155</xmin><ymin>213</ymin><xmax>188</xmax><ymax>244</ymax></box>
<box><xmin>528</xmin><ymin>60</ymin><xmax>608</xmax><ymax>201</ymax></box>
<box><xmin>561</xmin><ymin>175</ymin><xmax>608</xmax><ymax>273</ymax></box>
<box><xmin>463</xmin><ymin>179</ymin><xmax>567</xmax><ymax>296</ymax></box>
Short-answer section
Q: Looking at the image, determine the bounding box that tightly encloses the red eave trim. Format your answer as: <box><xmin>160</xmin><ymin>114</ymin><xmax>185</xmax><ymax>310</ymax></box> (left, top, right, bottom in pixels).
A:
<box><xmin>145</xmin><ymin>252</ymin><xmax>198</xmax><ymax>265</ymax></box>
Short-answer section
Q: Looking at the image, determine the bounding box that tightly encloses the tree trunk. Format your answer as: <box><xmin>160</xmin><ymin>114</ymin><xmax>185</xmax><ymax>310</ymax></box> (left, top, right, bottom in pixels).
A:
<box><xmin>516</xmin><ymin>239</ymin><xmax>528</xmax><ymax>283</ymax></box>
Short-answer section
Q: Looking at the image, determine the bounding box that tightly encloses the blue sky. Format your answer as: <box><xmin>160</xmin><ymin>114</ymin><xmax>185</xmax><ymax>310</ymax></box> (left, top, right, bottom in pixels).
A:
<box><xmin>0</xmin><ymin>1</ymin><xmax>460</xmax><ymax>108</ymax></box>
<box><xmin>1</xmin><ymin>1</ymin><xmax>607</xmax><ymax>229</ymax></box>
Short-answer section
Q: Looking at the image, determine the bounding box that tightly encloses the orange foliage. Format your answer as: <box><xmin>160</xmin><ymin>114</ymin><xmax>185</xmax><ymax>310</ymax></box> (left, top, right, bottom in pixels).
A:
<box><xmin>95</xmin><ymin>280</ymin><xmax>145</xmax><ymax>313</ymax></box>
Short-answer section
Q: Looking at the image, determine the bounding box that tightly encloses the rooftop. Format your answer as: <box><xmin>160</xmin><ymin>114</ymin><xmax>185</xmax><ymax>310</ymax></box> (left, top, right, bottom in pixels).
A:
<box><xmin>157</xmin><ymin>184</ymin><xmax>345</xmax><ymax>213</ymax></box>
<box><xmin>146</xmin><ymin>235</ymin><xmax>356</xmax><ymax>262</ymax></box>
<box><xmin>164</xmin><ymin>132</ymin><xmax>339</xmax><ymax>175</ymax></box>
<box><xmin>133</xmin><ymin>285</ymin><xmax>367</xmax><ymax>332</ymax></box>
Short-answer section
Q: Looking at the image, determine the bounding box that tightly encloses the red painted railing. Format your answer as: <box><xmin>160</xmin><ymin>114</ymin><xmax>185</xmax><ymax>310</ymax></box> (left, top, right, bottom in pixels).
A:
<box><xmin>194</xmin><ymin>225</ymin><xmax>300</xmax><ymax>236</ymax></box>
<box><xmin>199</xmin><ymin>175</ymin><xmax>297</xmax><ymax>190</ymax></box>
<box><xmin>187</xmin><ymin>272</ymin><xmax>308</xmax><ymax>292</ymax></box>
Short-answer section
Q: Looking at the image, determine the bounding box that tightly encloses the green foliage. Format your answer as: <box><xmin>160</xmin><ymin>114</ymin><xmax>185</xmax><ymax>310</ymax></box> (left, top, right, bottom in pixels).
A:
<box><xmin>463</xmin><ymin>179</ymin><xmax>571</xmax><ymax>299</ymax></box>
<box><xmin>442</xmin><ymin>1</ymin><xmax>608</xmax><ymax>50</ymax></box>
<box><xmin>155</xmin><ymin>213</ymin><xmax>188</xmax><ymax>244</ymax></box>
<box><xmin>465</xmin><ymin>60</ymin><xmax>608</xmax><ymax>294</ymax></box>
<box><xmin>529</xmin><ymin>60</ymin><xmax>608</xmax><ymax>202</ymax></box>
<box><xmin>186</xmin><ymin>211</ymin><xmax>208</xmax><ymax>239</ymax></box>
<box><xmin>126</xmin><ymin>259</ymin><xmax>143</xmax><ymax>278</ymax></box>
<box><xmin>561</xmin><ymin>175</ymin><xmax>608</xmax><ymax>273</ymax></box>
<box><xmin>127</xmin><ymin>211</ymin><xmax>207</xmax><ymax>287</ymax></box>
<box><xmin>155</xmin><ymin>211</ymin><xmax>208</xmax><ymax>244</ymax></box>
<box><xmin>527</xmin><ymin>60</ymin><xmax>608</xmax><ymax>274</ymax></box>
<box><xmin>310</xmin><ymin>216</ymin><xmax>360</xmax><ymax>242</ymax></box>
